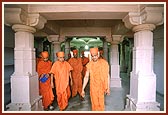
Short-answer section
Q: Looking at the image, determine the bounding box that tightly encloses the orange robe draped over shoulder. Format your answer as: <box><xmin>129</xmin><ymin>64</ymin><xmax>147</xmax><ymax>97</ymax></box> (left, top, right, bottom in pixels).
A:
<box><xmin>37</xmin><ymin>60</ymin><xmax>54</xmax><ymax>109</ymax></box>
<box><xmin>68</xmin><ymin>58</ymin><xmax>83</xmax><ymax>97</ymax></box>
<box><xmin>36</xmin><ymin>57</ymin><xmax>42</xmax><ymax>71</ymax></box>
<box><xmin>86</xmin><ymin>59</ymin><xmax>109</xmax><ymax>111</ymax></box>
<box><xmin>81</xmin><ymin>57</ymin><xmax>89</xmax><ymax>77</ymax></box>
<box><xmin>50</xmin><ymin>61</ymin><xmax>73</xmax><ymax>110</ymax></box>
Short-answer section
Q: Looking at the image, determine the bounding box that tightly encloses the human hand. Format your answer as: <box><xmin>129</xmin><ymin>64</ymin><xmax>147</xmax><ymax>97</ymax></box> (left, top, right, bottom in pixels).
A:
<box><xmin>39</xmin><ymin>74</ymin><xmax>44</xmax><ymax>79</ymax></box>
<box><xmin>51</xmin><ymin>82</ymin><xmax>54</xmax><ymax>88</ymax></box>
<box><xmin>81</xmin><ymin>90</ymin><xmax>85</xmax><ymax>98</ymax></box>
<box><xmin>46</xmin><ymin>74</ymin><xmax>49</xmax><ymax>78</ymax></box>
<box><xmin>70</xmin><ymin>79</ymin><xmax>73</xmax><ymax>86</ymax></box>
<box><xmin>105</xmin><ymin>88</ymin><xmax>110</xmax><ymax>95</ymax></box>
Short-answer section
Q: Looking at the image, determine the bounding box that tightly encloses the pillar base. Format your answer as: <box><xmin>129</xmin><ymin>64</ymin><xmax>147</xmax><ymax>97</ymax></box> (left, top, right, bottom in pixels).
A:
<box><xmin>6</xmin><ymin>96</ymin><xmax>43</xmax><ymax>111</ymax></box>
<box><xmin>110</xmin><ymin>77</ymin><xmax>121</xmax><ymax>87</ymax></box>
<box><xmin>7</xmin><ymin>72</ymin><xmax>43</xmax><ymax>111</ymax></box>
<box><xmin>125</xmin><ymin>95</ymin><xmax>160</xmax><ymax>111</ymax></box>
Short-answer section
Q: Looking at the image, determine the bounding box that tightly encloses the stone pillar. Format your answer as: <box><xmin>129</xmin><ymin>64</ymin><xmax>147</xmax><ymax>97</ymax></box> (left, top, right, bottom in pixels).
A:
<box><xmin>127</xmin><ymin>38</ymin><xmax>133</xmax><ymax>77</ymax></box>
<box><xmin>103</xmin><ymin>39</ymin><xmax>108</xmax><ymax>61</ymax></box>
<box><xmin>127</xmin><ymin>24</ymin><xmax>160</xmax><ymax>111</ymax></box>
<box><xmin>6</xmin><ymin>24</ymin><xmax>42</xmax><ymax>111</ymax></box>
<box><xmin>48</xmin><ymin>35</ymin><xmax>61</xmax><ymax>62</ymax></box>
<box><xmin>65</xmin><ymin>38</ymin><xmax>71</xmax><ymax>60</ymax></box>
<box><xmin>38</xmin><ymin>39</ymin><xmax>44</xmax><ymax>53</ymax></box>
<box><xmin>120</xmin><ymin>42</ymin><xmax>126</xmax><ymax>72</ymax></box>
<box><xmin>5</xmin><ymin>7</ymin><xmax>47</xmax><ymax>111</ymax></box>
<box><xmin>123</xmin><ymin>6</ymin><xmax>163</xmax><ymax>111</ymax></box>
<box><xmin>110</xmin><ymin>35</ymin><xmax>122</xmax><ymax>87</ymax></box>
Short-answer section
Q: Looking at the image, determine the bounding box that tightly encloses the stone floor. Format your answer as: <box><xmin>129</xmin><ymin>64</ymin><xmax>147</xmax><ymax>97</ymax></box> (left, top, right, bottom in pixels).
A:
<box><xmin>4</xmin><ymin>72</ymin><xmax>164</xmax><ymax>112</ymax></box>
<box><xmin>46</xmin><ymin>73</ymin><xmax>164</xmax><ymax>112</ymax></box>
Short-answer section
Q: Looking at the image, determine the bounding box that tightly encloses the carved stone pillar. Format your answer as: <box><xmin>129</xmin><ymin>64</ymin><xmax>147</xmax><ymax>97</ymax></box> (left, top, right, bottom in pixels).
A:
<box><xmin>6</xmin><ymin>24</ymin><xmax>42</xmax><ymax>111</ymax></box>
<box><xmin>65</xmin><ymin>38</ymin><xmax>71</xmax><ymax>60</ymax></box>
<box><xmin>126</xmin><ymin>38</ymin><xmax>133</xmax><ymax>77</ymax></box>
<box><xmin>123</xmin><ymin>6</ymin><xmax>163</xmax><ymax>111</ymax></box>
<box><xmin>103</xmin><ymin>39</ymin><xmax>108</xmax><ymax>61</ymax></box>
<box><xmin>120</xmin><ymin>42</ymin><xmax>127</xmax><ymax>72</ymax></box>
<box><xmin>129</xmin><ymin>24</ymin><xmax>160</xmax><ymax>111</ymax></box>
<box><xmin>48</xmin><ymin>35</ymin><xmax>61</xmax><ymax>62</ymax></box>
<box><xmin>5</xmin><ymin>7</ymin><xmax>47</xmax><ymax>111</ymax></box>
<box><xmin>110</xmin><ymin>35</ymin><xmax>123</xmax><ymax>87</ymax></box>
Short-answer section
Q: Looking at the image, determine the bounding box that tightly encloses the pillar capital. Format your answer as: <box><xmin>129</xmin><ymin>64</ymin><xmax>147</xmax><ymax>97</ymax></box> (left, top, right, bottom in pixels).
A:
<box><xmin>111</xmin><ymin>35</ymin><xmax>123</xmax><ymax>44</ymax></box>
<box><xmin>5</xmin><ymin>8</ymin><xmax>47</xmax><ymax>30</ymax></box>
<box><xmin>105</xmin><ymin>37</ymin><xmax>112</xmax><ymax>43</ymax></box>
<box><xmin>47</xmin><ymin>35</ymin><xmax>60</xmax><ymax>42</ymax></box>
<box><xmin>12</xmin><ymin>24</ymin><xmax>36</xmax><ymax>33</ymax></box>
<box><xmin>132</xmin><ymin>24</ymin><xmax>156</xmax><ymax>32</ymax></box>
<box><xmin>122</xmin><ymin>7</ymin><xmax>164</xmax><ymax>29</ymax></box>
<box><xmin>59</xmin><ymin>37</ymin><xmax>66</xmax><ymax>43</ymax></box>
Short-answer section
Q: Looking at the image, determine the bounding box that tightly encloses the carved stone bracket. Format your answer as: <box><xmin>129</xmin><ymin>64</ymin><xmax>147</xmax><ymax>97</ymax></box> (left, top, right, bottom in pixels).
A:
<box><xmin>111</xmin><ymin>35</ymin><xmax>123</xmax><ymax>45</ymax></box>
<box><xmin>111</xmin><ymin>22</ymin><xmax>130</xmax><ymax>35</ymax></box>
<box><xmin>123</xmin><ymin>7</ymin><xmax>164</xmax><ymax>29</ymax></box>
<box><xmin>47</xmin><ymin>35</ymin><xmax>60</xmax><ymax>42</ymax></box>
<box><xmin>105</xmin><ymin>37</ymin><xmax>112</xmax><ymax>43</ymax></box>
<box><xmin>4</xmin><ymin>8</ymin><xmax>27</xmax><ymax>26</ymax></box>
<box><xmin>4</xmin><ymin>8</ymin><xmax>47</xmax><ymax>30</ymax></box>
<box><xmin>27</xmin><ymin>13</ymin><xmax>47</xmax><ymax>30</ymax></box>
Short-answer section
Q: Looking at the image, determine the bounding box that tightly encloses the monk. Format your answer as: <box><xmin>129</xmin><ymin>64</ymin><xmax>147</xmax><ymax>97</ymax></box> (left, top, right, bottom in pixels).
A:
<box><xmin>37</xmin><ymin>51</ymin><xmax>54</xmax><ymax>110</ymax></box>
<box><xmin>81</xmin><ymin>47</ymin><xmax>110</xmax><ymax>111</ymax></box>
<box><xmin>68</xmin><ymin>49</ymin><xmax>84</xmax><ymax>100</ymax></box>
<box><xmin>66</xmin><ymin>53</ymin><xmax>71</xmax><ymax>61</ymax></box>
<box><xmin>50</xmin><ymin>51</ymin><xmax>73</xmax><ymax>111</ymax></box>
<box><xmin>81</xmin><ymin>51</ymin><xmax>89</xmax><ymax>78</ymax></box>
<box><xmin>36</xmin><ymin>52</ymin><xmax>42</xmax><ymax>71</ymax></box>
<box><xmin>99</xmin><ymin>49</ymin><xmax>104</xmax><ymax>59</ymax></box>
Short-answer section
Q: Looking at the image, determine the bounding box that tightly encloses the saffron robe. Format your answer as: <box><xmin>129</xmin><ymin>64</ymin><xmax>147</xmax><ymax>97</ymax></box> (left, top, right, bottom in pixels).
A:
<box><xmin>81</xmin><ymin>56</ymin><xmax>89</xmax><ymax>77</ymax></box>
<box><xmin>68</xmin><ymin>57</ymin><xmax>83</xmax><ymax>97</ymax></box>
<box><xmin>50</xmin><ymin>61</ymin><xmax>73</xmax><ymax>110</ymax></box>
<box><xmin>36</xmin><ymin>57</ymin><xmax>42</xmax><ymax>71</ymax></box>
<box><xmin>37</xmin><ymin>60</ymin><xmax>54</xmax><ymax>109</ymax></box>
<box><xmin>86</xmin><ymin>59</ymin><xmax>109</xmax><ymax>111</ymax></box>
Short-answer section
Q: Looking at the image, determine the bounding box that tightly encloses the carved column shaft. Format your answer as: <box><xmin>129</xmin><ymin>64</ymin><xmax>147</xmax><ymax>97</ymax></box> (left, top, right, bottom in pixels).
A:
<box><xmin>127</xmin><ymin>38</ymin><xmax>133</xmax><ymax>77</ymax></box>
<box><xmin>7</xmin><ymin>24</ymin><xmax>42</xmax><ymax>111</ymax></box>
<box><xmin>48</xmin><ymin>35</ymin><xmax>61</xmax><ymax>62</ymax></box>
<box><xmin>5</xmin><ymin>7</ymin><xmax>47</xmax><ymax>111</ymax></box>
<box><xmin>65</xmin><ymin>38</ymin><xmax>71</xmax><ymax>60</ymax></box>
<box><xmin>12</xmin><ymin>24</ymin><xmax>36</xmax><ymax>75</ymax></box>
<box><xmin>123</xmin><ymin>6</ymin><xmax>163</xmax><ymax>111</ymax></box>
<box><xmin>52</xmin><ymin>42</ymin><xmax>61</xmax><ymax>61</ymax></box>
<box><xmin>110</xmin><ymin>35</ymin><xmax>122</xmax><ymax>87</ymax></box>
<box><xmin>128</xmin><ymin>24</ymin><xmax>160</xmax><ymax>111</ymax></box>
<box><xmin>103</xmin><ymin>40</ymin><xmax>108</xmax><ymax>61</ymax></box>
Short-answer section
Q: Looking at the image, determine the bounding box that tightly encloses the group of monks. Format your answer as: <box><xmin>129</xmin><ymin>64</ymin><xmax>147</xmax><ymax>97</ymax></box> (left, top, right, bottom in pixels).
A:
<box><xmin>36</xmin><ymin>47</ymin><xmax>110</xmax><ymax>111</ymax></box>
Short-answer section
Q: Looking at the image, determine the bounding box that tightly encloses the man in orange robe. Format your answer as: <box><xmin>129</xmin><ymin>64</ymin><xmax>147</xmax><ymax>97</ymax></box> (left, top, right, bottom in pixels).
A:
<box><xmin>68</xmin><ymin>49</ymin><xmax>84</xmax><ymax>100</ymax></box>
<box><xmin>50</xmin><ymin>51</ymin><xmax>73</xmax><ymax>111</ymax></box>
<box><xmin>37</xmin><ymin>51</ymin><xmax>54</xmax><ymax>110</ymax></box>
<box><xmin>99</xmin><ymin>49</ymin><xmax>105</xmax><ymax>59</ymax></box>
<box><xmin>81</xmin><ymin>51</ymin><xmax>89</xmax><ymax>78</ymax></box>
<box><xmin>36</xmin><ymin>52</ymin><xmax>42</xmax><ymax>71</ymax></box>
<box><xmin>66</xmin><ymin>53</ymin><xmax>71</xmax><ymax>61</ymax></box>
<box><xmin>81</xmin><ymin>47</ymin><xmax>110</xmax><ymax>111</ymax></box>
